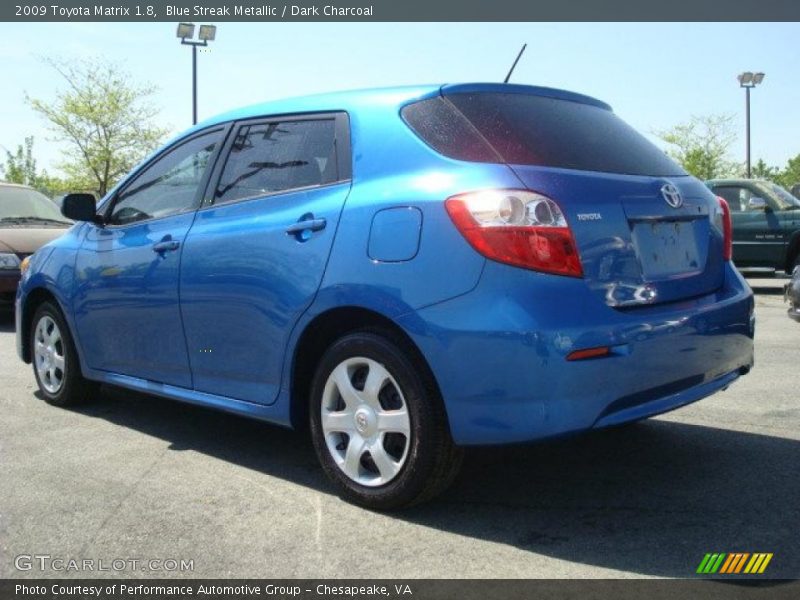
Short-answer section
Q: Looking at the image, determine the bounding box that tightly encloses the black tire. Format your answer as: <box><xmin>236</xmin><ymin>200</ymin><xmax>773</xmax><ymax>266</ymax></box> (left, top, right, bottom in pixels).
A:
<box><xmin>309</xmin><ymin>330</ymin><xmax>462</xmax><ymax>510</ymax></box>
<box><xmin>30</xmin><ymin>301</ymin><xmax>97</xmax><ymax>407</ymax></box>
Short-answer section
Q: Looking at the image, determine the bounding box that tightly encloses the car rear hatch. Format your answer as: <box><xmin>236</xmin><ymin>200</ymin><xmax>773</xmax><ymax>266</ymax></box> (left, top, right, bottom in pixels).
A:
<box><xmin>425</xmin><ymin>85</ymin><xmax>727</xmax><ymax>307</ymax></box>
<box><xmin>507</xmin><ymin>167</ymin><xmax>724</xmax><ymax>306</ymax></box>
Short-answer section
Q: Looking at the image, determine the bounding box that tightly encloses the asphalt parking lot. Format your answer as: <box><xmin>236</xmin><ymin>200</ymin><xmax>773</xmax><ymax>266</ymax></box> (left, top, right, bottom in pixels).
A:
<box><xmin>0</xmin><ymin>276</ymin><xmax>797</xmax><ymax>579</ymax></box>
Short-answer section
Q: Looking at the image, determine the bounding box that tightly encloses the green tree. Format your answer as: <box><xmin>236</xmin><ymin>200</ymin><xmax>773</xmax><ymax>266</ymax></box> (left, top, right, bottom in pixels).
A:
<box><xmin>36</xmin><ymin>172</ymin><xmax>95</xmax><ymax>198</ymax></box>
<box><xmin>27</xmin><ymin>57</ymin><xmax>168</xmax><ymax>196</ymax></box>
<box><xmin>1</xmin><ymin>136</ymin><xmax>39</xmax><ymax>186</ymax></box>
<box><xmin>657</xmin><ymin>114</ymin><xmax>739</xmax><ymax>180</ymax></box>
<box><xmin>777</xmin><ymin>153</ymin><xmax>800</xmax><ymax>189</ymax></box>
<box><xmin>750</xmin><ymin>158</ymin><xmax>781</xmax><ymax>182</ymax></box>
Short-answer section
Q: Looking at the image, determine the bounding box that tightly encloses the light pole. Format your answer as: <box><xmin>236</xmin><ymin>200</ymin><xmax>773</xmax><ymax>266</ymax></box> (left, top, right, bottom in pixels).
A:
<box><xmin>737</xmin><ymin>71</ymin><xmax>765</xmax><ymax>179</ymax></box>
<box><xmin>177</xmin><ymin>23</ymin><xmax>217</xmax><ymax>125</ymax></box>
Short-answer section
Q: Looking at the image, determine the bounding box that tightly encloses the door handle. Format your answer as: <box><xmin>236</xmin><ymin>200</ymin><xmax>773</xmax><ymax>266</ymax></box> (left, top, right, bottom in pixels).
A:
<box><xmin>285</xmin><ymin>218</ymin><xmax>327</xmax><ymax>235</ymax></box>
<box><xmin>152</xmin><ymin>239</ymin><xmax>180</xmax><ymax>253</ymax></box>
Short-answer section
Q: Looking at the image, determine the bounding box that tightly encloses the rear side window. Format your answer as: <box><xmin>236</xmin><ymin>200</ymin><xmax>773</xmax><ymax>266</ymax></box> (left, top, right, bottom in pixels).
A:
<box><xmin>714</xmin><ymin>185</ymin><xmax>752</xmax><ymax>212</ymax></box>
<box><xmin>402</xmin><ymin>93</ymin><xmax>685</xmax><ymax>177</ymax></box>
<box><xmin>214</xmin><ymin>119</ymin><xmax>337</xmax><ymax>205</ymax></box>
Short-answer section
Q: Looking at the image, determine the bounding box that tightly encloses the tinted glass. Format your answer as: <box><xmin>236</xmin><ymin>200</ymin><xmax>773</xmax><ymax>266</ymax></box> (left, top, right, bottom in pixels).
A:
<box><xmin>403</xmin><ymin>93</ymin><xmax>686</xmax><ymax>177</ymax></box>
<box><xmin>714</xmin><ymin>186</ymin><xmax>752</xmax><ymax>212</ymax></box>
<box><xmin>215</xmin><ymin>119</ymin><xmax>337</xmax><ymax>205</ymax></box>
<box><xmin>401</xmin><ymin>98</ymin><xmax>498</xmax><ymax>163</ymax></box>
<box><xmin>0</xmin><ymin>186</ymin><xmax>69</xmax><ymax>223</ymax></box>
<box><xmin>765</xmin><ymin>182</ymin><xmax>800</xmax><ymax>209</ymax></box>
<box><xmin>109</xmin><ymin>130</ymin><xmax>222</xmax><ymax>226</ymax></box>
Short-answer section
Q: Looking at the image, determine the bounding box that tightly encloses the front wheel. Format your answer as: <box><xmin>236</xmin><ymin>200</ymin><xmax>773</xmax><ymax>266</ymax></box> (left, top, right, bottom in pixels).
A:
<box><xmin>31</xmin><ymin>301</ymin><xmax>96</xmax><ymax>407</ymax></box>
<box><xmin>309</xmin><ymin>331</ymin><xmax>462</xmax><ymax>510</ymax></box>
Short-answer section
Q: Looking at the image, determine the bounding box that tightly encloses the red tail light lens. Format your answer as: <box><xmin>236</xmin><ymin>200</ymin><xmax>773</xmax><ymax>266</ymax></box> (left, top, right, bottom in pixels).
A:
<box><xmin>716</xmin><ymin>196</ymin><xmax>733</xmax><ymax>261</ymax></box>
<box><xmin>445</xmin><ymin>190</ymin><xmax>583</xmax><ymax>277</ymax></box>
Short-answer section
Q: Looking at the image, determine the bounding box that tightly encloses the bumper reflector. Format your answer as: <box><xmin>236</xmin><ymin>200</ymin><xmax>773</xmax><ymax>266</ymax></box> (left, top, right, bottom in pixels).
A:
<box><xmin>566</xmin><ymin>346</ymin><xmax>611</xmax><ymax>361</ymax></box>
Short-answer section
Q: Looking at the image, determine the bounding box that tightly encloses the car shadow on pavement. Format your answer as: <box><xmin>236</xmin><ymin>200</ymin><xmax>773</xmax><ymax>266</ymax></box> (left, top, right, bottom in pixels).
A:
<box><xmin>0</xmin><ymin>310</ymin><xmax>14</xmax><ymax>332</ymax></box>
<box><xmin>749</xmin><ymin>285</ymin><xmax>786</xmax><ymax>296</ymax></box>
<box><xmin>71</xmin><ymin>386</ymin><xmax>798</xmax><ymax>579</ymax></box>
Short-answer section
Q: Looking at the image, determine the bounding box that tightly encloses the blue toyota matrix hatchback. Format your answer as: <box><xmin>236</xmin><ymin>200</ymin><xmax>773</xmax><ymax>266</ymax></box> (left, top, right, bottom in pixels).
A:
<box><xmin>16</xmin><ymin>84</ymin><xmax>754</xmax><ymax>509</ymax></box>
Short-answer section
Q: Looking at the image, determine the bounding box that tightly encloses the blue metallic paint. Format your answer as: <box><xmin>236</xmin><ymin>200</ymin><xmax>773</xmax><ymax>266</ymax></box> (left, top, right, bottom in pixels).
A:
<box><xmin>396</xmin><ymin>260</ymin><xmax>753</xmax><ymax>444</ymax></box>
<box><xmin>16</xmin><ymin>83</ymin><xmax>755</xmax><ymax>446</ymax></box>
<box><xmin>368</xmin><ymin>207</ymin><xmax>423</xmax><ymax>262</ymax></box>
<box><xmin>180</xmin><ymin>182</ymin><xmax>352</xmax><ymax>404</ymax></box>
<box><xmin>73</xmin><ymin>212</ymin><xmax>196</xmax><ymax>387</ymax></box>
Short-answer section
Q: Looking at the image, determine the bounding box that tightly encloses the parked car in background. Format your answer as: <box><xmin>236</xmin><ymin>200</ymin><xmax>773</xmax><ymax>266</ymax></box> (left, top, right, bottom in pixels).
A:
<box><xmin>0</xmin><ymin>183</ymin><xmax>71</xmax><ymax>307</ymax></box>
<box><xmin>791</xmin><ymin>183</ymin><xmax>800</xmax><ymax>199</ymax></box>
<box><xmin>706</xmin><ymin>178</ymin><xmax>800</xmax><ymax>273</ymax></box>
<box><xmin>16</xmin><ymin>84</ymin><xmax>754</xmax><ymax>509</ymax></box>
<box><xmin>785</xmin><ymin>265</ymin><xmax>800</xmax><ymax>322</ymax></box>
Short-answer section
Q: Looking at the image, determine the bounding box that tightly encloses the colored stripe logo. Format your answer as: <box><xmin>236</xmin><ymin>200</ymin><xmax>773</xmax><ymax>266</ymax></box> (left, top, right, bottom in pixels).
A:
<box><xmin>696</xmin><ymin>553</ymin><xmax>773</xmax><ymax>574</ymax></box>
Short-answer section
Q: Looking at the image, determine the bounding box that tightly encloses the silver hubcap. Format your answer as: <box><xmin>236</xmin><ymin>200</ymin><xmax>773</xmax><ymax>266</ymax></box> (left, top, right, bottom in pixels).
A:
<box><xmin>321</xmin><ymin>357</ymin><xmax>411</xmax><ymax>487</ymax></box>
<box><xmin>34</xmin><ymin>316</ymin><xmax>65</xmax><ymax>394</ymax></box>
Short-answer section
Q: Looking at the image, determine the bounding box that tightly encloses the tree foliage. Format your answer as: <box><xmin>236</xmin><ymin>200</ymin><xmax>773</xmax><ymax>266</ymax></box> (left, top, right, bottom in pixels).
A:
<box><xmin>656</xmin><ymin>114</ymin><xmax>739</xmax><ymax>180</ymax></box>
<box><xmin>26</xmin><ymin>58</ymin><xmax>168</xmax><ymax>196</ymax></box>
<box><xmin>750</xmin><ymin>159</ymin><xmax>781</xmax><ymax>182</ymax></box>
<box><xmin>2</xmin><ymin>136</ymin><xmax>39</xmax><ymax>186</ymax></box>
<box><xmin>744</xmin><ymin>155</ymin><xmax>800</xmax><ymax>189</ymax></box>
<box><xmin>1</xmin><ymin>136</ymin><xmax>96</xmax><ymax>197</ymax></box>
<box><xmin>778</xmin><ymin>154</ymin><xmax>800</xmax><ymax>188</ymax></box>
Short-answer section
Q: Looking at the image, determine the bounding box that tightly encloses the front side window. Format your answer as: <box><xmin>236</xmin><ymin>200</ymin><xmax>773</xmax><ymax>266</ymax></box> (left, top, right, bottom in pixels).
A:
<box><xmin>764</xmin><ymin>182</ymin><xmax>800</xmax><ymax>210</ymax></box>
<box><xmin>108</xmin><ymin>129</ymin><xmax>222</xmax><ymax>226</ymax></box>
<box><xmin>214</xmin><ymin>119</ymin><xmax>337</xmax><ymax>205</ymax></box>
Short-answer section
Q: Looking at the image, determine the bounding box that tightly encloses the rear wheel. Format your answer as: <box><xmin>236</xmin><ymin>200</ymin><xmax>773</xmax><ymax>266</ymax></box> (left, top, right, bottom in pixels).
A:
<box><xmin>309</xmin><ymin>331</ymin><xmax>462</xmax><ymax>510</ymax></box>
<box><xmin>31</xmin><ymin>301</ymin><xmax>96</xmax><ymax>407</ymax></box>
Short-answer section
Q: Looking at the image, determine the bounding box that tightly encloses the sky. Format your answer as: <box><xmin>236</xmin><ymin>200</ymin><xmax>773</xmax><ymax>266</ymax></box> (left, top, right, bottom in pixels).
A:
<box><xmin>1</xmin><ymin>22</ymin><xmax>798</xmax><ymax>176</ymax></box>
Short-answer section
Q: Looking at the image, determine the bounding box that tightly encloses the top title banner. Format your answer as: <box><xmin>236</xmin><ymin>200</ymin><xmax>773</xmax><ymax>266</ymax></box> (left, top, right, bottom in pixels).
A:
<box><xmin>4</xmin><ymin>0</ymin><xmax>800</xmax><ymax>22</ymax></box>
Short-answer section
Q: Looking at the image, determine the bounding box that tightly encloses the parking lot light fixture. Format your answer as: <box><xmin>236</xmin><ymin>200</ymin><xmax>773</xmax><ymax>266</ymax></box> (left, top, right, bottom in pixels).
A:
<box><xmin>198</xmin><ymin>25</ymin><xmax>217</xmax><ymax>42</ymax></box>
<box><xmin>738</xmin><ymin>71</ymin><xmax>765</xmax><ymax>179</ymax></box>
<box><xmin>176</xmin><ymin>22</ymin><xmax>195</xmax><ymax>40</ymax></box>
<box><xmin>177</xmin><ymin>23</ymin><xmax>216</xmax><ymax>125</ymax></box>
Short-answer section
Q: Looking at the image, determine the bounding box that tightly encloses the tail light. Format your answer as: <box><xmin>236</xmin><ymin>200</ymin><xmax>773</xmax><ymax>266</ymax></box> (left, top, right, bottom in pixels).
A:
<box><xmin>715</xmin><ymin>196</ymin><xmax>733</xmax><ymax>261</ymax></box>
<box><xmin>445</xmin><ymin>189</ymin><xmax>583</xmax><ymax>277</ymax></box>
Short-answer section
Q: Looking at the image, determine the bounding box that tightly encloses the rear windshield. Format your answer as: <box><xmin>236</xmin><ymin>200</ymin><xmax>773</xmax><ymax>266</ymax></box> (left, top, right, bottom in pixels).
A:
<box><xmin>402</xmin><ymin>92</ymin><xmax>686</xmax><ymax>177</ymax></box>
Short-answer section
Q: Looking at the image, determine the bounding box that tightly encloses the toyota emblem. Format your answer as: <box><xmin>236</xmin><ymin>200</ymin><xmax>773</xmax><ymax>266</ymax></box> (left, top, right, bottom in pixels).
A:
<box><xmin>661</xmin><ymin>183</ymin><xmax>683</xmax><ymax>208</ymax></box>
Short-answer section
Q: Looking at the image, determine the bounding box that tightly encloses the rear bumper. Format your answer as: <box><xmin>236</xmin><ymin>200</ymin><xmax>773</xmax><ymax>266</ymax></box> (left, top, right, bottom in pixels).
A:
<box><xmin>399</xmin><ymin>261</ymin><xmax>754</xmax><ymax>445</ymax></box>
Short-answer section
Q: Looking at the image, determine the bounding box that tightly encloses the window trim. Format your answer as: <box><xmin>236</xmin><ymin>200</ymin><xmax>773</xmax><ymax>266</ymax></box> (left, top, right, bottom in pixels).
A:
<box><xmin>200</xmin><ymin>111</ymin><xmax>351</xmax><ymax>210</ymax></box>
<box><xmin>100</xmin><ymin>124</ymin><xmax>231</xmax><ymax>228</ymax></box>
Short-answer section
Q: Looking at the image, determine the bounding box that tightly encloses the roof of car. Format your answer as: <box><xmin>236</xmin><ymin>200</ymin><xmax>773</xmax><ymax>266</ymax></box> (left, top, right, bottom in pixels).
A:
<box><xmin>193</xmin><ymin>83</ymin><xmax>611</xmax><ymax>133</ymax></box>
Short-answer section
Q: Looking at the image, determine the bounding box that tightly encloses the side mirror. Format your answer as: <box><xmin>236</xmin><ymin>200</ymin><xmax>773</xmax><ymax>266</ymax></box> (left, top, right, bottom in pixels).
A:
<box><xmin>61</xmin><ymin>193</ymin><xmax>98</xmax><ymax>222</ymax></box>
<box><xmin>748</xmin><ymin>196</ymin><xmax>767</xmax><ymax>210</ymax></box>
